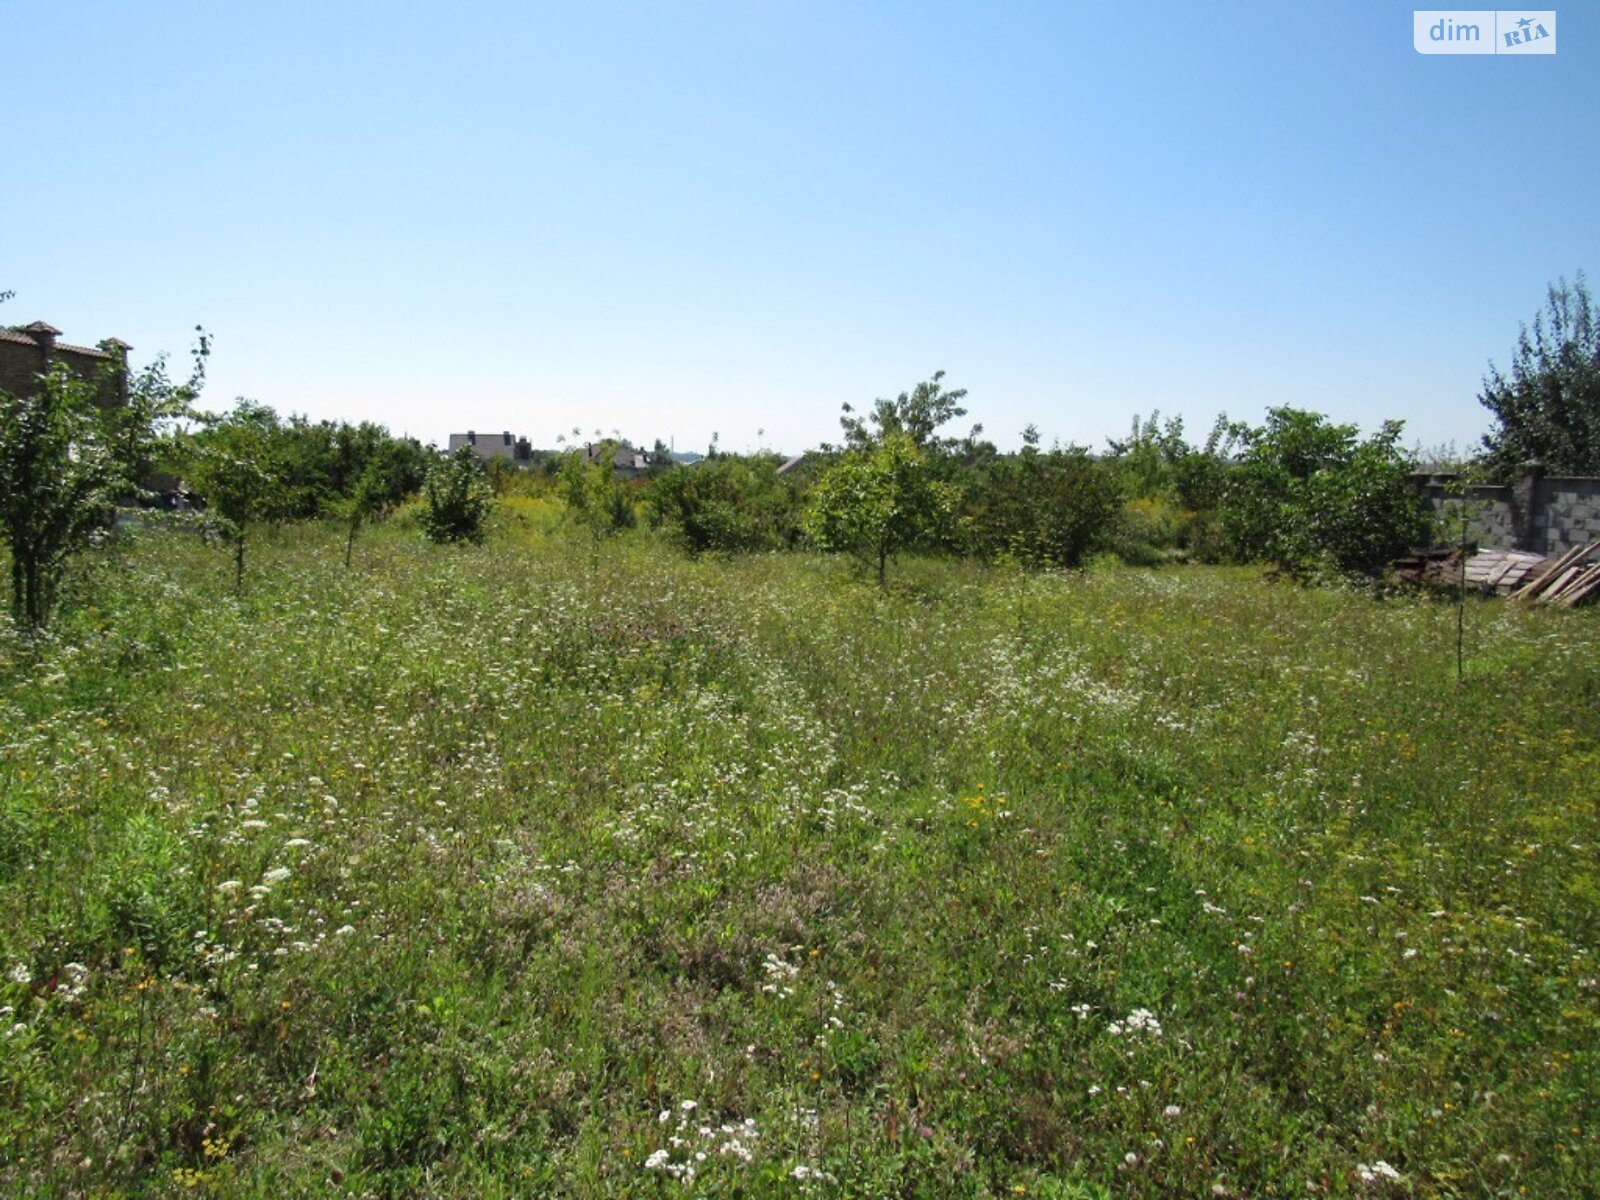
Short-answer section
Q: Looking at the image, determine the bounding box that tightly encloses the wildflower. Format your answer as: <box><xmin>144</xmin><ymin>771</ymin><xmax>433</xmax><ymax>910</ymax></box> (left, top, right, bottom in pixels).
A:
<box><xmin>262</xmin><ymin>866</ymin><xmax>291</xmax><ymax>885</ymax></box>
<box><xmin>644</xmin><ymin>1149</ymin><xmax>672</xmax><ymax>1170</ymax></box>
<box><xmin>6</xmin><ymin>963</ymin><xmax>31</xmax><ymax>985</ymax></box>
<box><xmin>216</xmin><ymin>880</ymin><xmax>242</xmax><ymax>894</ymax></box>
<box><xmin>1357</xmin><ymin>1160</ymin><xmax>1403</xmax><ymax>1184</ymax></box>
<box><xmin>1163</xmin><ymin>1105</ymin><xmax>1182</xmax><ymax>1119</ymax></box>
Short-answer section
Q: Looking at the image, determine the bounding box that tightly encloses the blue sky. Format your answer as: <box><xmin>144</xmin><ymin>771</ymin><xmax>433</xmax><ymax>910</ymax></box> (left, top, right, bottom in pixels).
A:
<box><xmin>5</xmin><ymin>2</ymin><xmax>1596</xmax><ymax>456</ymax></box>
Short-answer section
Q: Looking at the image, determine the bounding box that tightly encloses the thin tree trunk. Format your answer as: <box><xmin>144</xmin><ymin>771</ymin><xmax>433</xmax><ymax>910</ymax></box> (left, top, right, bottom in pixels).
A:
<box><xmin>345</xmin><ymin>517</ymin><xmax>359</xmax><ymax>569</ymax></box>
<box><xmin>1456</xmin><ymin>510</ymin><xmax>1467</xmax><ymax>683</ymax></box>
<box><xmin>234</xmin><ymin>536</ymin><xmax>246</xmax><ymax>597</ymax></box>
<box><xmin>24</xmin><ymin>558</ymin><xmax>44</xmax><ymax>628</ymax></box>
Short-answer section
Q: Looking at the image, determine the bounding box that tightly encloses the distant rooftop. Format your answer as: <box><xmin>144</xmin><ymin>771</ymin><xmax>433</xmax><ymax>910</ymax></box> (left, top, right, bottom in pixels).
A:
<box><xmin>0</xmin><ymin>322</ymin><xmax>128</xmax><ymax>359</ymax></box>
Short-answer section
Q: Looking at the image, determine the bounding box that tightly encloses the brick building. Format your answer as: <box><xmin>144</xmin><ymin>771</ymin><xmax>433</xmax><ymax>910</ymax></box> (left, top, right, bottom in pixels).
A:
<box><xmin>0</xmin><ymin>321</ymin><xmax>131</xmax><ymax>406</ymax></box>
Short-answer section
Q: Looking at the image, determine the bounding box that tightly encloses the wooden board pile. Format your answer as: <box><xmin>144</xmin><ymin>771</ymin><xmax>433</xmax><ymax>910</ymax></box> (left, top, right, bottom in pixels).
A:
<box><xmin>1392</xmin><ymin>547</ymin><xmax>1549</xmax><ymax>594</ymax></box>
<box><xmin>1510</xmin><ymin>541</ymin><xmax>1600</xmax><ymax>606</ymax></box>
<box><xmin>1391</xmin><ymin>547</ymin><xmax>1466</xmax><ymax>589</ymax></box>
<box><xmin>1463</xmin><ymin>548</ymin><xmax>1550</xmax><ymax>594</ymax></box>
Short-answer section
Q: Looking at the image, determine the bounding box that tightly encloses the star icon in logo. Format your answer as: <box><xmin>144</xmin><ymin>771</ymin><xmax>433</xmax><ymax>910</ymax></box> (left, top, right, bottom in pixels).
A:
<box><xmin>1517</xmin><ymin>16</ymin><xmax>1533</xmax><ymax>30</ymax></box>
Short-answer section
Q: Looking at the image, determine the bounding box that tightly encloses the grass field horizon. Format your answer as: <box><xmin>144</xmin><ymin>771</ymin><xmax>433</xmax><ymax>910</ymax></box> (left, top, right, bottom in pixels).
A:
<box><xmin>2</xmin><ymin>516</ymin><xmax>1596</xmax><ymax>1197</ymax></box>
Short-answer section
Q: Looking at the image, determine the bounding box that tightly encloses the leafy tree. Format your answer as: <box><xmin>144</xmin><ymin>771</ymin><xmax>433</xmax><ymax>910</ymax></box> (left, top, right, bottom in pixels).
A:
<box><xmin>838</xmin><ymin>370</ymin><xmax>980</xmax><ymax>454</ymax></box>
<box><xmin>0</xmin><ymin>365</ymin><xmax>125</xmax><ymax>627</ymax></box>
<box><xmin>1479</xmin><ymin>273</ymin><xmax>1600</xmax><ymax>479</ymax></box>
<box><xmin>1223</xmin><ymin>407</ymin><xmax>1429</xmax><ymax>577</ymax></box>
<box><xmin>339</xmin><ymin>455</ymin><xmax>396</xmax><ymax>567</ymax></box>
<box><xmin>964</xmin><ymin>442</ymin><xmax>1120</xmax><ymax>568</ymax></box>
<box><xmin>421</xmin><ymin>447</ymin><xmax>494</xmax><ymax>545</ymax></box>
<box><xmin>1105</xmin><ymin>410</ymin><xmax>1237</xmax><ymax>513</ymax></box>
<box><xmin>805</xmin><ymin>433</ymin><xmax>956</xmax><ymax>586</ymax></box>
<box><xmin>558</xmin><ymin>443</ymin><xmax>634</xmax><ymax>545</ymax></box>
<box><xmin>184</xmin><ymin>401</ymin><xmax>290</xmax><ymax>594</ymax></box>
<box><xmin>110</xmin><ymin>327</ymin><xmax>210</xmax><ymax>495</ymax></box>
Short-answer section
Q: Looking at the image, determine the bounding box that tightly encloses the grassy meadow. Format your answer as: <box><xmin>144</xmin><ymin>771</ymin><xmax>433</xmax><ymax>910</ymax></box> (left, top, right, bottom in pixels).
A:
<box><xmin>1</xmin><ymin>510</ymin><xmax>1597</xmax><ymax>1197</ymax></box>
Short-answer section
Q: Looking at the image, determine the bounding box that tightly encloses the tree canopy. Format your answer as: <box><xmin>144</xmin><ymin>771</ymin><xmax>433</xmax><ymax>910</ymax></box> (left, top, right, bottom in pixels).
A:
<box><xmin>838</xmin><ymin>370</ymin><xmax>978</xmax><ymax>454</ymax></box>
<box><xmin>1224</xmin><ymin>407</ymin><xmax>1429</xmax><ymax>577</ymax></box>
<box><xmin>1479</xmin><ymin>273</ymin><xmax>1600</xmax><ymax>479</ymax></box>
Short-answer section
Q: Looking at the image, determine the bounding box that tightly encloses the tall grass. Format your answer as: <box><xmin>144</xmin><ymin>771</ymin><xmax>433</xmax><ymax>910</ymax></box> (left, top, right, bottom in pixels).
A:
<box><xmin>1</xmin><ymin>522</ymin><xmax>1595</xmax><ymax>1197</ymax></box>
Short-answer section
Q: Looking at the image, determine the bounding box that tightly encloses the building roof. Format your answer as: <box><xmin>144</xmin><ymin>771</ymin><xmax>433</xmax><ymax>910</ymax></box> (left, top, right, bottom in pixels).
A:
<box><xmin>0</xmin><ymin>323</ymin><xmax>119</xmax><ymax>359</ymax></box>
<box><xmin>583</xmin><ymin>442</ymin><xmax>650</xmax><ymax>470</ymax></box>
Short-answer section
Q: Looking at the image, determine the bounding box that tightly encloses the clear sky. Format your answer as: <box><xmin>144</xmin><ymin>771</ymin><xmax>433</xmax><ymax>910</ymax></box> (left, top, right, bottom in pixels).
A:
<box><xmin>5</xmin><ymin>2</ymin><xmax>1596</xmax><ymax>456</ymax></box>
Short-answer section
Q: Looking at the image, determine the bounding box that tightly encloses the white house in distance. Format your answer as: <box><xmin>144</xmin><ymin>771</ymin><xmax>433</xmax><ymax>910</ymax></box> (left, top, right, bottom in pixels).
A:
<box><xmin>448</xmin><ymin>430</ymin><xmax>533</xmax><ymax>465</ymax></box>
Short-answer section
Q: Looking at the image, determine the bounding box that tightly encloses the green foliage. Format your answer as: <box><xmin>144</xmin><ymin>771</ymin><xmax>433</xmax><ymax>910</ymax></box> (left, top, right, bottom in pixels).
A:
<box><xmin>1</xmin><ymin>529</ymin><xmax>1596</xmax><ymax>1196</ymax></box>
<box><xmin>421</xmin><ymin>447</ymin><xmax>494</xmax><ymax>544</ymax></box>
<box><xmin>838</xmin><ymin>369</ymin><xmax>979</xmax><ymax>454</ymax></box>
<box><xmin>184</xmin><ymin>401</ymin><xmax>291</xmax><ymax>594</ymax></box>
<box><xmin>558</xmin><ymin>444</ymin><xmax>635</xmax><ymax>543</ymax></box>
<box><xmin>1479</xmin><ymin>272</ymin><xmax>1600</xmax><ymax>478</ymax></box>
<box><xmin>1105</xmin><ymin>410</ymin><xmax>1236</xmax><ymax>513</ymax></box>
<box><xmin>805</xmin><ymin>433</ymin><xmax>957</xmax><ymax>585</ymax></box>
<box><xmin>963</xmin><ymin>444</ymin><xmax>1120</xmax><ymax>568</ymax></box>
<box><xmin>0</xmin><ymin>365</ymin><xmax>126</xmax><ymax>627</ymax></box>
<box><xmin>1223</xmin><ymin>406</ymin><xmax>1429</xmax><ymax>577</ymax></box>
<box><xmin>338</xmin><ymin>445</ymin><xmax>416</xmax><ymax>567</ymax></box>
<box><xmin>646</xmin><ymin>457</ymin><xmax>800</xmax><ymax>554</ymax></box>
<box><xmin>111</xmin><ymin>327</ymin><xmax>209</xmax><ymax>497</ymax></box>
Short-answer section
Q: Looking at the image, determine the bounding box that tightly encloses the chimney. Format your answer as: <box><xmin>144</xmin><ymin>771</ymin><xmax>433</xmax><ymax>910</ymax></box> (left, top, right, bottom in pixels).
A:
<box><xmin>21</xmin><ymin>321</ymin><xmax>60</xmax><ymax>350</ymax></box>
<box><xmin>467</xmin><ymin>430</ymin><xmax>476</xmax><ymax>445</ymax></box>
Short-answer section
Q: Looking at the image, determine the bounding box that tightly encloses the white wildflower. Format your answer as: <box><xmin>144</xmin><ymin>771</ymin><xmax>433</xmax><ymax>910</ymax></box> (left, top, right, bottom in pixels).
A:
<box><xmin>1357</xmin><ymin>1160</ymin><xmax>1403</xmax><ymax>1184</ymax></box>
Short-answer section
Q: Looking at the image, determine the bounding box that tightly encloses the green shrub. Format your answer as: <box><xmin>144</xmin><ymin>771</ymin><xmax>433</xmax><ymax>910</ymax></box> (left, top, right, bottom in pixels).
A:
<box><xmin>558</xmin><ymin>445</ymin><xmax>635</xmax><ymax>543</ymax></box>
<box><xmin>647</xmin><ymin>458</ymin><xmax>799</xmax><ymax>554</ymax></box>
<box><xmin>963</xmin><ymin>445</ymin><xmax>1119</xmax><ymax>568</ymax></box>
<box><xmin>1223</xmin><ymin>406</ymin><xmax>1429</xmax><ymax>576</ymax></box>
<box><xmin>421</xmin><ymin>448</ymin><xmax>493</xmax><ymax>545</ymax></box>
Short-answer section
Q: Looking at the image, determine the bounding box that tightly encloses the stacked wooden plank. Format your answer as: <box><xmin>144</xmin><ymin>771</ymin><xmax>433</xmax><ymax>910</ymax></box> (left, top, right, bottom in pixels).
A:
<box><xmin>1464</xmin><ymin>548</ymin><xmax>1549</xmax><ymax>595</ymax></box>
<box><xmin>1510</xmin><ymin>541</ymin><xmax>1600</xmax><ymax>606</ymax></box>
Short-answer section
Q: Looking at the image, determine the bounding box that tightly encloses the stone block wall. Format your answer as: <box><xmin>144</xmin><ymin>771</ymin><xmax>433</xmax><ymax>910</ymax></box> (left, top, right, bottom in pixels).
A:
<box><xmin>1413</xmin><ymin>466</ymin><xmax>1600</xmax><ymax>555</ymax></box>
<box><xmin>1532</xmin><ymin>476</ymin><xmax>1600</xmax><ymax>552</ymax></box>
